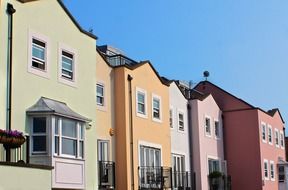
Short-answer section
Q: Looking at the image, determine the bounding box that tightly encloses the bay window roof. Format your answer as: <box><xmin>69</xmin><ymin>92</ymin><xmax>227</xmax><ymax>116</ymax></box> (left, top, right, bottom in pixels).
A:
<box><xmin>26</xmin><ymin>97</ymin><xmax>90</xmax><ymax>122</ymax></box>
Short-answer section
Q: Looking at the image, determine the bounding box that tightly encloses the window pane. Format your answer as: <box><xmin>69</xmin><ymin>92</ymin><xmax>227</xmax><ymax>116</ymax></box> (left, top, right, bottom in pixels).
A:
<box><xmin>169</xmin><ymin>109</ymin><xmax>173</xmax><ymax>128</ymax></box>
<box><xmin>62</xmin><ymin>138</ymin><xmax>77</xmax><ymax>156</ymax></box>
<box><xmin>55</xmin><ymin>123</ymin><xmax>59</xmax><ymax>135</ymax></box>
<box><xmin>33</xmin><ymin>117</ymin><xmax>46</xmax><ymax>133</ymax></box>
<box><xmin>80</xmin><ymin>125</ymin><xmax>84</xmax><ymax>140</ymax></box>
<box><xmin>62</xmin><ymin>56</ymin><xmax>73</xmax><ymax>71</ymax></box>
<box><xmin>33</xmin><ymin>136</ymin><xmax>46</xmax><ymax>152</ymax></box>
<box><xmin>97</xmin><ymin>85</ymin><xmax>104</xmax><ymax>96</ymax></box>
<box><xmin>62</xmin><ymin>119</ymin><xmax>77</xmax><ymax>138</ymax></box>
<box><xmin>153</xmin><ymin>99</ymin><xmax>159</xmax><ymax>109</ymax></box>
<box><xmin>32</xmin><ymin>45</ymin><xmax>45</xmax><ymax>60</ymax></box>
<box><xmin>55</xmin><ymin>136</ymin><xmax>59</xmax><ymax>154</ymax></box>
<box><xmin>138</xmin><ymin>93</ymin><xmax>145</xmax><ymax>103</ymax></box>
<box><xmin>79</xmin><ymin>141</ymin><xmax>84</xmax><ymax>158</ymax></box>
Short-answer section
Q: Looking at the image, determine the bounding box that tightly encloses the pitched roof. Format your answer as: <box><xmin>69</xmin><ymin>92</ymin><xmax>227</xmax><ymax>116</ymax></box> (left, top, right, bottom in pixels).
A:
<box><xmin>26</xmin><ymin>97</ymin><xmax>91</xmax><ymax>122</ymax></box>
<box><xmin>195</xmin><ymin>81</ymin><xmax>285</xmax><ymax>124</ymax></box>
<box><xmin>17</xmin><ymin>0</ymin><xmax>97</xmax><ymax>39</ymax></box>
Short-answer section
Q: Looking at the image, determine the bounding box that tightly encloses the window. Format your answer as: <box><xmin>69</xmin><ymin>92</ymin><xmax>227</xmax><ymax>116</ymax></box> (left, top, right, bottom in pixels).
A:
<box><xmin>275</xmin><ymin>129</ymin><xmax>279</xmax><ymax>147</ymax></box>
<box><xmin>268</xmin><ymin>126</ymin><xmax>273</xmax><ymax>145</ymax></box>
<box><xmin>152</xmin><ymin>96</ymin><xmax>161</xmax><ymax>121</ymax></box>
<box><xmin>208</xmin><ymin>158</ymin><xmax>220</xmax><ymax>174</ymax></box>
<box><xmin>136</xmin><ymin>88</ymin><xmax>147</xmax><ymax>117</ymax></box>
<box><xmin>215</xmin><ymin>121</ymin><xmax>220</xmax><ymax>139</ymax></box>
<box><xmin>32</xmin><ymin>117</ymin><xmax>47</xmax><ymax>154</ymax></box>
<box><xmin>279</xmin><ymin>165</ymin><xmax>285</xmax><ymax>182</ymax></box>
<box><xmin>32</xmin><ymin>38</ymin><xmax>46</xmax><ymax>70</ymax></box>
<box><xmin>140</xmin><ymin>145</ymin><xmax>161</xmax><ymax>167</ymax></box>
<box><xmin>270</xmin><ymin>161</ymin><xmax>275</xmax><ymax>181</ymax></box>
<box><xmin>280</xmin><ymin>131</ymin><xmax>284</xmax><ymax>148</ymax></box>
<box><xmin>54</xmin><ymin>118</ymin><xmax>84</xmax><ymax>158</ymax></box>
<box><xmin>61</xmin><ymin>51</ymin><xmax>74</xmax><ymax>80</ymax></box>
<box><xmin>262</xmin><ymin>123</ymin><xmax>267</xmax><ymax>143</ymax></box>
<box><xmin>169</xmin><ymin>109</ymin><xmax>173</xmax><ymax>128</ymax></box>
<box><xmin>264</xmin><ymin>160</ymin><xmax>269</xmax><ymax>180</ymax></box>
<box><xmin>178</xmin><ymin>112</ymin><xmax>184</xmax><ymax>131</ymax></box>
<box><xmin>172</xmin><ymin>154</ymin><xmax>185</xmax><ymax>187</ymax></box>
<box><xmin>96</xmin><ymin>84</ymin><xmax>104</xmax><ymax>106</ymax></box>
<box><xmin>98</xmin><ymin>140</ymin><xmax>109</xmax><ymax>161</ymax></box>
<box><xmin>205</xmin><ymin>117</ymin><xmax>211</xmax><ymax>136</ymax></box>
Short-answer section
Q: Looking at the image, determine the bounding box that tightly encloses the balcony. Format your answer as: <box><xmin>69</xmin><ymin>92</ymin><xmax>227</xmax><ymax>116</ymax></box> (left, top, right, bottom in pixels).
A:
<box><xmin>106</xmin><ymin>54</ymin><xmax>137</xmax><ymax>67</ymax></box>
<box><xmin>172</xmin><ymin>171</ymin><xmax>193</xmax><ymax>190</ymax></box>
<box><xmin>99</xmin><ymin>161</ymin><xmax>115</xmax><ymax>189</ymax></box>
<box><xmin>138</xmin><ymin>166</ymin><xmax>172</xmax><ymax>190</ymax></box>
<box><xmin>208</xmin><ymin>174</ymin><xmax>231</xmax><ymax>190</ymax></box>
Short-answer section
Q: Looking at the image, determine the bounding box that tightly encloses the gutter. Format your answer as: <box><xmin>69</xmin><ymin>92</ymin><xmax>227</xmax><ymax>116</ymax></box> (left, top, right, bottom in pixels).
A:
<box><xmin>127</xmin><ymin>74</ymin><xmax>135</xmax><ymax>190</ymax></box>
<box><xmin>6</xmin><ymin>3</ymin><xmax>16</xmax><ymax>162</ymax></box>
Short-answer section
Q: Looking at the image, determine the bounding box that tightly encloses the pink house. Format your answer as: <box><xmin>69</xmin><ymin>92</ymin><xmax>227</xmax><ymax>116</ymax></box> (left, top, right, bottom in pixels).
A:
<box><xmin>195</xmin><ymin>81</ymin><xmax>286</xmax><ymax>190</ymax></box>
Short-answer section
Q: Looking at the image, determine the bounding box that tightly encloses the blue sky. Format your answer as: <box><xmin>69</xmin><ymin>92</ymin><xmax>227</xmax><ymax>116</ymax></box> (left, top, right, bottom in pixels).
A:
<box><xmin>63</xmin><ymin>0</ymin><xmax>288</xmax><ymax>129</ymax></box>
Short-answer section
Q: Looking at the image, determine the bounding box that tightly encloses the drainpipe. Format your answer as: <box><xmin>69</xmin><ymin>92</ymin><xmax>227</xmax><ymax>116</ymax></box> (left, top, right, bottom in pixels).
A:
<box><xmin>6</xmin><ymin>3</ymin><xmax>16</xmax><ymax>162</ymax></box>
<box><xmin>187</xmin><ymin>102</ymin><xmax>195</xmax><ymax>190</ymax></box>
<box><xmin>128</xmin><ymin>74</ymin><xmax>135</xmax><ymax>190</ymax></box>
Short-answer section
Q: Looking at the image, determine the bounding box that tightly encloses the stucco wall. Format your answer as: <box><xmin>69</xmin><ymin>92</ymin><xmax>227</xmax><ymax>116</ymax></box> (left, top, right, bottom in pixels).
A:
<box><xmin>190</xmin><ymin>95</ymin><xmax>224</xmax><ymax>190</ymax></box>
<box><xmin>0</xmin><ymin>0</ymin><xmax>97</xmax><ymax>189</ymax></box>
<box><xmin>0</xmin><ymin>164</ymin><xmax>52</xmax><ymax>190</ymax></box>
<box><xmin>114</xmin><ymin>64</ymin><xmax>171</xmax><ymax>190</ymax></box>
<box><xmin>169</xmin><ymin>82</ymin><xmax>190</xmax><ymax>171</ymax></box>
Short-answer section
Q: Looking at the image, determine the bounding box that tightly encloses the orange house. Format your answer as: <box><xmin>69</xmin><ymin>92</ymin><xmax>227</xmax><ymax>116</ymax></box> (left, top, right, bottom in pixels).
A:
<box><xmin>114</xmin><ymin>61</ymin><xmax>172</xmax><ymax>190</ymax></box>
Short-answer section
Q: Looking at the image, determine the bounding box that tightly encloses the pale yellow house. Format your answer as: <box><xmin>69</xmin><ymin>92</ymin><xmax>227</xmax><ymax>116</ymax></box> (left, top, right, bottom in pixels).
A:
<box><xmin>0</xmin><ymin>0</ymin><xmax>98</xmax><ymax>189</ymax></box>
<box><xmin>113</xmin><ymin>61</ymin><xmax>172</xmax><ymax>190</ymax></box>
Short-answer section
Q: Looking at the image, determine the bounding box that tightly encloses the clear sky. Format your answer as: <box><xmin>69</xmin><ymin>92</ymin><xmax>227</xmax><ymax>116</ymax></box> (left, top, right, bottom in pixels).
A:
<box><xmin>63</xmin><ymin>0</ymin><xmax>288</xmax><ymax>131</ymax></box>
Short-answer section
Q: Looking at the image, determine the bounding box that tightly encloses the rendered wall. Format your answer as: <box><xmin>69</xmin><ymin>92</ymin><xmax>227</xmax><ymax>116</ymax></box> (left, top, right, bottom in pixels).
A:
<box><xmin>0</xmin><ymin>0</ymin><xmax>97</xmax><ymax>189</ymax></box>
<box><xmin>190</xmin><ymin>95</ymin><xmax>224</xmax><ymax>190</ymax></box>
<box><xmin>114</xmin><ymin>64</ymin><xmax>171</xmax><ymax>190</ymax></box>
<box><xmin>169</xmin><ymin>82</ymin><xmax>190</xmax><ymax>171</ymax></box>
<box><xmin>0</xmin><ymin>164</ymin><xmax>52</xmax><ymax>190</ymax></box>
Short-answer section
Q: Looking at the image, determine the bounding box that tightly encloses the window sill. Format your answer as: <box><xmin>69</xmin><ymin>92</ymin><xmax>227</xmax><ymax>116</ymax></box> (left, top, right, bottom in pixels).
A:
<box><xmin>58</xmin><ymin>77</ymin><xmax>77</xmax><ymax>88</ymax></box>
<box><xmin>27</xmin><ymin>67</ymin><xmax>50</xmax><ymax>79</ymax></box>
<box><xmin>96</xmin><ymin>105</ymin><xmax>107</xmax><ymax>112</ymax></box>
<box><xmin>136</xmin><ymin>112</ymin><xmax>148</xmax><ymax>119</ymax></box>
<box><xmin>152</xmin><ymin>118</ymin><xmax>162</xmax><ymax>123</ymax></box>
<box><xmin>53</xmin><ymin>155</ymin><xmax>85</xmax><ymax>161</ymax></box>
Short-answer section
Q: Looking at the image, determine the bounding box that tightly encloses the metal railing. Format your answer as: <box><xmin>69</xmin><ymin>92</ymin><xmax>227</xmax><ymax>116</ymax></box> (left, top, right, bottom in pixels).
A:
<box><xmin>0</xmin><ymin>136</ymin><xmax>29</xmax><ymax>163</ymax></box>
<box><xmin>99</xmin><ymin>161</ymin><xmax>115</xmax><ymax>189</ymax></box>
<box><xmin>138</xmin><ymin>166</ymin><xmax>172</xmax><ymax>190</ymax></box>
<box><xmin>172</xmin><ymin>171</ymin><xmax>193</xmax><ymax>190</ymax></box>
<box><xmin>106</xmin><ymin>54</ymin><xmax>137</xmax><ymax>67</ymax></box>
<box><xmin>208</xmin><ymin>175</ymin><xmax>231</xmax><ymax>190</ymax></box>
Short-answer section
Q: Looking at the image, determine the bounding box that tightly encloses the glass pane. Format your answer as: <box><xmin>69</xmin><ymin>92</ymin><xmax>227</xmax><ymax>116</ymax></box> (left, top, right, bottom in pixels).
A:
<box><xmin>33</xmin><ymin>117</ymin><xmax>46</xmax><ymax>133</ymax></box>
<box><xmin>62</xmin><ymin>119</ymin><xmax>77</xmax><ymax>138</ymax></box>
<box><xmin>138</xmin><ymin>93</ymin><xmax>144</xmax><ymax>103</ymax></box>
<box><xmin>140</xmin><ymin>146</ymin><xmax>144</xmax><ymax>166</ymax></box>
<box><xmin>33</xmin><ymin>136</ymin><xmax>46</xmax><ymax>152</ymax></box>
<box><xmin>153</xmin><ymin>99</ymin><xmax>159</xmax><ymax>109</ymax></box>
<box><xmin>62</xmin><ymin>56</ymin><xmax>73</xmax><ymax>71</ymax></box>
<box><xmin>32</xmin><ymin>44</ymin><xmax>45</xmax><ymax>60</ymax></box>
<box><xmin>97</xmin><ymin>85</ymin><xmax>104</xmax><ymax>96</ymax></box>
<box><xmin>79</xmin><ymin>141</ymin><xmax>84</xmax><ymax>158</ymax></box>
<box><xmin>62</xmin><ymin>138</ymin><xmax>77</xmax><ymax>156</ymax></box>
<box><xmin>138</xmin><ymin>103</ymin><xmax>145</xmax><ymax>114</ymax></box>
<box><xmin>80</xmin><ymin>125</ymin><xmax>84</xmax><ymax>139</ymax></box>
<box><xmin>98</xmin><ymin>141</ymin><xmax>109</xmax><ymax>161</ymax></box>
<box><xmin>55</xmin><ymin>136</ymin><xmax>59</xmax><ymax>154</ymax></box>
<box><xmin>55</xmin><ymin>123</ymin><xmax>59</xmax><ymax>135</ymax></box>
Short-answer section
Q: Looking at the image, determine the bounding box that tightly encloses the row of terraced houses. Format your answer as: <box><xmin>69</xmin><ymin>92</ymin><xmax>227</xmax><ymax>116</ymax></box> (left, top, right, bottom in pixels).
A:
<box><xmin>0</xmin><ymin>1</ymin><xmax>287</xmax><ymax>190</ymax></box>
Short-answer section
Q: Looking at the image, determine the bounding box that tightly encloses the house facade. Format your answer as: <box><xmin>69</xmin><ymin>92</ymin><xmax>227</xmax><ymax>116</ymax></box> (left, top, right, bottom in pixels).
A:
<box><xmin>190</xmin><ymin>92</ymin><xmax>226</xmax><ymax>190</ymax></box>
<box><xmin>0</xmin><ymin>0</ymin><xmax>98</xmax><ymax>189</ymax></box>
<box><xmin>168</xmin><ymin>81</ymin><xmax>192</xmax><ymax>189</ymax></box>
<box><xmin>195</xmin><ymin>81</ymin><xmax>286</xmax><ymax>190</ymax></box>
<box><xmin>113</xmin><ymin>62</ymin><xmax>172</xmax><ymax>190</ymax></box>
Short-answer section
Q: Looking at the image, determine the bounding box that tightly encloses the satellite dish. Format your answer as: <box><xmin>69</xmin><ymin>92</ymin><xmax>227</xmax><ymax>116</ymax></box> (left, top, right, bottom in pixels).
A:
<box><xmin>203</xmin><ymin>71</ymin><xmax>209</xmax><ymax>81</ymax></box>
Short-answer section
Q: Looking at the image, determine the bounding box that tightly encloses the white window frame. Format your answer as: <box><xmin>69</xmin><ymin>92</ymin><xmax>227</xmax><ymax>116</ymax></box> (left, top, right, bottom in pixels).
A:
<box><xmin>96</xmin><ymin>82</ymin><xmax>105</xmax><ymax>107</ymax></box>
<box><xmin>261</xmin><ymin>122</ymin><xmax>267</xmax><ymax>143</ymax></box>
<box><xmin>136</xmin><ymin>87</ymin><xmax>147</xmax><ymax>118</ymax></box>
<box><xmin>205</xmin><ymin>116</ymin><xmax>212</xmax><ymax>137</ymax></box>
<box><xmin>54</xmin><ymin>118</ymin><xmax>84</xmax><ymax>159</ymax></box>
<box><xmin>97</xmin><ymin>139</ymin><xmax>110</xmax><ymax>161</ymax></box>
<box><xmin>58</xmin><ymin>43</ymin><xmax>77</xmax><ymax>87</ymax></box>
<box><xmin>31</xmin><ymin>116</ymin><xmax>49</xmax><ymax>155</ymax></box>
<box><xmin>275</xmin><ymin>129</ymin><xmax>280</xmax><ymax>148</ymax></box>
<box><xmin>280</xmin><ymin>131</ymin><xmax>285</xmax><ymax>149</ymax></box>
<box><xmin>264</xmin><ymin>159</ymin><xmax>269</xmax><ymax>180</ymax></box>
<box><xmin>152</xmin><ymin>94</ymin><xmax>162</xmax><ymax>122</ymax></box>
<box><xmin>270</xmin><ymin>161</ymin><xmax>275</xmax><ymax>181</ymax></box>
<box><xmin>207</xmin><ymin>155</ymin><xmax>221</xmax><ymax>174</ymax></box>
<box><xmin>169</xmin><ymin>107</ymin><xmax>174</xmax><ymax>129</ymax></box>
<box><xmin>28</xmin><ymin>30</ymin><xmax>50</xmax><ymax>78</ymax></box>
<box><xmin>268</xmin><ymin>125</ymin><xmax>273</xmax><ymax>145</ymax></box>
<box><xmin>214</xmin><ymin>120</ymin><xmax>221</xmax><ymax>140</ymax></box>
<box><xmin>138</xmin><ymin>140</ymin><xmax>163</xmax><ymax>167</ymax></box>
<box><xmin>177</xmin><ymin>110</ymin><xmax>185</xmax><ymax>132</ymax></box>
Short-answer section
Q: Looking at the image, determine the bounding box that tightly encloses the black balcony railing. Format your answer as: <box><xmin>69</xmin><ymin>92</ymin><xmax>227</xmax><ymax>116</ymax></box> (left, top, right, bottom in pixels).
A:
<box><xmin>99</xmin><ymin>161</ymin><xmax>115</xmax><ymax>189</ymax></box>
<box><xmin>138</xmin><ymin>166</ymin><xmax>172</xmax><ymax>190</ymax></box>
<box><xmin>172</xmin><ymin>171</ymin><xmax>193</xmax><ymax>190</ymax></box>
<box><xmin>208</xmin><ymin>175</ymin><xmax>231</xmax><ymax>190</ymax></box>
<box><xmin>106</xmin><ymin>54</ymin><xmax>137</xmax><ymax>67</ymax></box>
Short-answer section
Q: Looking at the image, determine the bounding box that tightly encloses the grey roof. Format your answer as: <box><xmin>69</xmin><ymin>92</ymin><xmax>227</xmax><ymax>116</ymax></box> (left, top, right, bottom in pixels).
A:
<box><xmin>26</xmin><ymin>97</ymin><xmax>91</xmax><ymax>122</ymax></box>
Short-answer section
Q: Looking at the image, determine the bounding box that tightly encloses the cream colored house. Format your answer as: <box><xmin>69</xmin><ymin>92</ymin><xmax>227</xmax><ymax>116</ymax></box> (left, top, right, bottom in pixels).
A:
<box><xmin>0</xmin><ymin>0</ymin><xmax>97</xmax><ymax>189</ymax></box>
